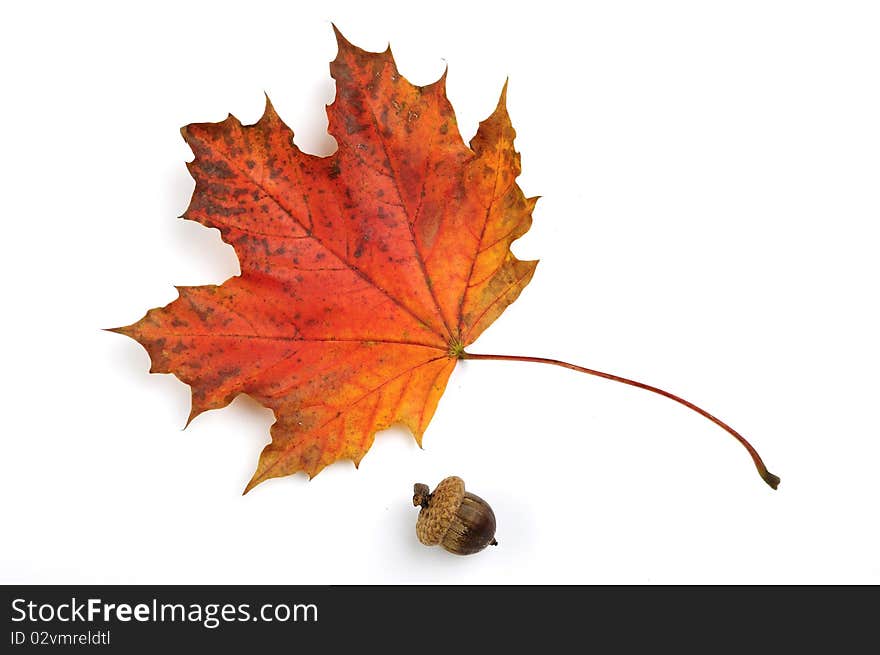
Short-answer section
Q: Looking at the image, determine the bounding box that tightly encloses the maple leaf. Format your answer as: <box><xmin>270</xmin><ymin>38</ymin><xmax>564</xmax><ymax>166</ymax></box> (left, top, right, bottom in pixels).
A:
<box><xmin>112</xmin><ymin>28</ymin><xmax>537</xmax><ymax>491</ymax></box>
<box><xmin>113</xmin><ymin>29</ymin><xmax>779</xmax><ymax>493</ymax></box>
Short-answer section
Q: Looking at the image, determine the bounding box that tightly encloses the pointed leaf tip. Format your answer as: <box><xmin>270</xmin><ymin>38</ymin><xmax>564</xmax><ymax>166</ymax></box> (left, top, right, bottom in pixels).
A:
<box><xmin>496</xmin><ymin>79</ymin><xmax>511</xmax><ymax>114</ymax></box>
<box><xmin>259</xmin><ymin>92</ymin><xmax>280</xmax><ymax>125</ymax></box>
<box><xmin>183</xmin><ymin>409</ymin><xmax>199</xmax><ymax>430</ymax></box>
<box><xmin>421</xmin><ymin>63</ymin><xmax>450</xmax><ymax>96</ymax></box>
<box><xmin>331</xmin><ymin>23</ymin><xmax>354</xmax><ymax>51</ymax></box>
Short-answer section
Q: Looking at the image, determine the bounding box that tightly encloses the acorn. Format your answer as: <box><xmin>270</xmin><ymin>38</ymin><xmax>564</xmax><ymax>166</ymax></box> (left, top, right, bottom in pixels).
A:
<box><xmin>412</xmin><ymin>476</ymin><xmax>498</xmax><ymax>555</ymax></box>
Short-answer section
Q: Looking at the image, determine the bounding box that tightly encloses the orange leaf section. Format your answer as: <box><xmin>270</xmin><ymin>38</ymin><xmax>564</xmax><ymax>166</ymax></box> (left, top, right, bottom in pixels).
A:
<box><xmin>113</xmin><ymin>29</ymin><xmax>537</xmax><ymax>491</ymax></box>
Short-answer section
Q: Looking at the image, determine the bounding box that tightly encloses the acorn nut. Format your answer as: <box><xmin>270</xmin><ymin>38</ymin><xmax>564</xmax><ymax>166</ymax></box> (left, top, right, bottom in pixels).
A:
<box><xmin>412</xmin><ymin>476</ymin><xmax>498</xmax><ymax>555</ymax></box>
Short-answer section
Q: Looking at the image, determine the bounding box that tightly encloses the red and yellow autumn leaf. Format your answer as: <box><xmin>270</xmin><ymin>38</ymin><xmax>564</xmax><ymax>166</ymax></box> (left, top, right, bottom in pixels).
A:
<box><xmin>113</xmin><ymin>29</ymin><xmax>537</xmax><ymax>491</ymax></box>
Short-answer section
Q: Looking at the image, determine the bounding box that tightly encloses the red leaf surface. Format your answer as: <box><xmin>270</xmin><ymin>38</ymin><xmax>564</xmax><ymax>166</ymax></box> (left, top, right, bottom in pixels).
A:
<box><xmin>113</xmin><ymin>29</ymin><xmax>536</xmax><ymax>491</ymax></box>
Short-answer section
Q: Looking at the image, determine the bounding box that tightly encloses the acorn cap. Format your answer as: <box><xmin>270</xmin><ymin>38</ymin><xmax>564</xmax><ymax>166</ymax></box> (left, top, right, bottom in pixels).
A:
<box><xmin>415</xmin><ymin>476</ymin><xmax>465</xmax><ymax>546</ymax></box>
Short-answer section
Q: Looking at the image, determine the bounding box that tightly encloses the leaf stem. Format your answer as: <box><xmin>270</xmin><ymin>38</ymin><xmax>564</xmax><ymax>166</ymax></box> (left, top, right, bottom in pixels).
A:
<box><xmin>462</xmin><ymin>351</ymin><xmax>779</xmax><ymax>490</ymax></box>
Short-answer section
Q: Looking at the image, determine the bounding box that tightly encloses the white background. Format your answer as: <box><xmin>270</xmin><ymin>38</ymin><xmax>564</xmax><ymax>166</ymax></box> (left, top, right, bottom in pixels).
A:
<box><xmin>2</xmin><ymin>1</ymin><xmax>878</xmax><ymax>584</ymax></box>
